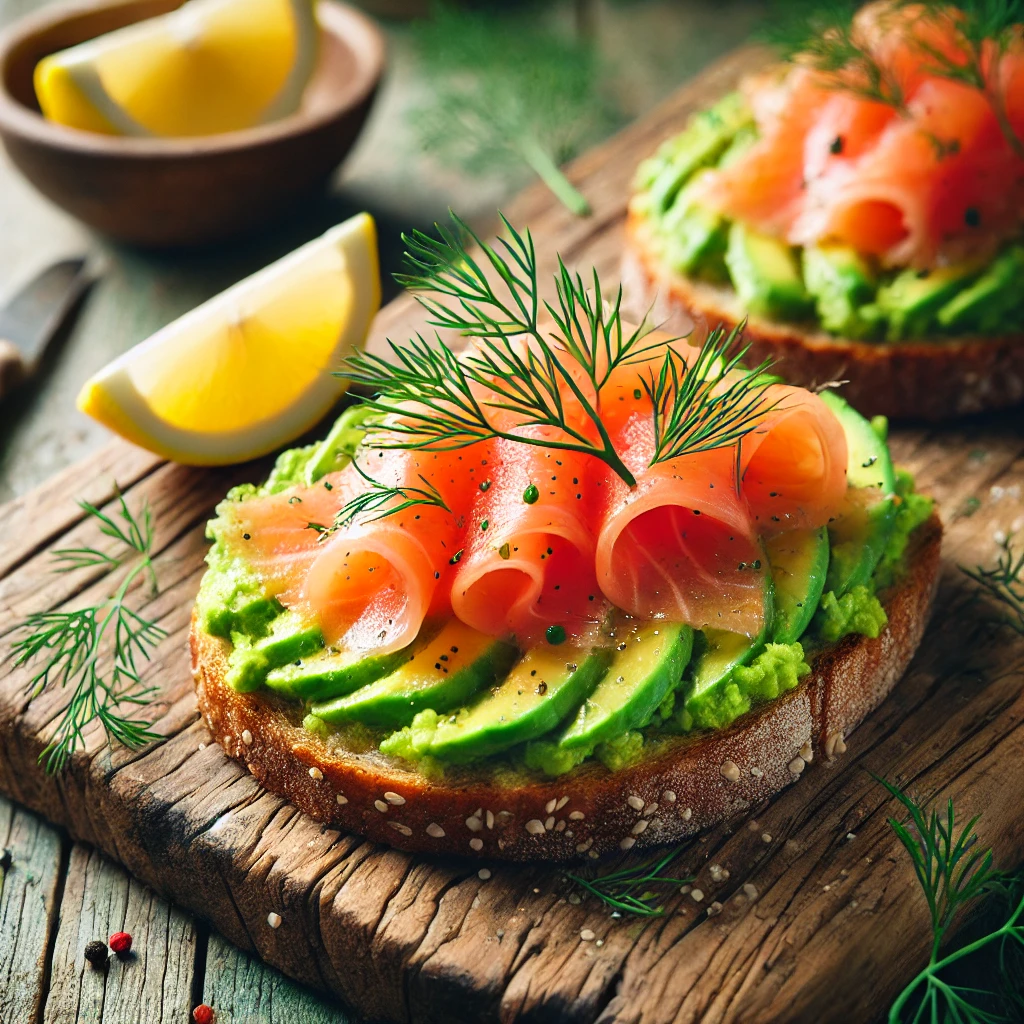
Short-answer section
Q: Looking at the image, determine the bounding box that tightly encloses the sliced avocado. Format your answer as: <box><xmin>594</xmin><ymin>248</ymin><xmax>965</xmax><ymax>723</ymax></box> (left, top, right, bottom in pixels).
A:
<box><xmin>684</xmin><ymin>577</ymin><xmax>770</xmax><ymax>729</ymax></box>
<box><xmin>683</xmin><ymin>576</ymin><xmax>774</xmax><ymax>723</ymax></box>
<box><xmin>558</xmin><ymin>623</ymin><xmax>693</xmax><ymax>749</ymax></box>
<box><xmin>227</xmin><ymin>610</ymin><xmax>323</xmax><ymax>693</ymax></box>
<box><xmin>310</xmin><ymin>621</ymin><xmax>517</xmax><ymax>728</ymax></box>
<box><xmin>877</xmin><ymin>264</ymin><xmax>979</xmax><ymax>341</ymax></box>
<box><xmin>302</xmin><ymin>404</ymin><xmax>385</xmax><ymax>486</ymax></box>
<box><xmin>819</xmin><ymin>392</ymin><xmax>896</xmax><ymax>595</ymax></box>
<box><xmin>645</xmin><ymin>92</ymin><xmax>753</xmax><ymax>212</ymax></box>
<box><xmin>765</xmin><ymin>527</ymin><xmax>829</xmax><ymax>643</ymax></box>
<box><xmin>661</xmin><ymin>200</ymin><xmax>729</xmax><ymax>279</ymax></box>
<box><xmin>424</xmin><ymin>646</ymin><xmax>613</xmax><ymax>762</ymax></box>
<box><xmin>725</xmin><ymin>222</ymin><xmax>813</xmax><ymax>322</ymax></box>
<box><xmin>802</xmin><ymin>245</ymin><xmax>883</xmax><ymax>339</ymax></box>
<box><xmin>265</xmin><ymin>643</ymin><xmax>414</xmax><ymax>702</ymax></box>
<box><xmin>937</xmin><ymin>245</ymin><xmax>1024</xmax><ymax>334</ymax></box>
<box><xmin>717</xmin><ymin>124</ymin><xmax>758</xmax><ymax>168</ymax></box>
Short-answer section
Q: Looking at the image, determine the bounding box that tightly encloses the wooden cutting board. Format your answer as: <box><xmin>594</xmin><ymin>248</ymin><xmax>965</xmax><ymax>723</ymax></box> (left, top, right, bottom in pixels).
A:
<box><xmin>2</xmin><ymin>47</ymin><xmax>1024</xmax><ymax>1024</ymax></box>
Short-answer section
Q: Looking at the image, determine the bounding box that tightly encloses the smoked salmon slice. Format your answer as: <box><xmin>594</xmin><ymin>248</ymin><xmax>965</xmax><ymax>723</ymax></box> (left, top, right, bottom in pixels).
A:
<box><xmin>739</xmin><ymin>386</ymin><xmax>849</xmax><ymax>534</ymax></box>
<box><xmin>590</xmin><ymin>339</ymin><xmax>848</xmax><ymax>636</ymax></box>
<box><xmin>216</xmin><ymin>471</ymin><xmax>356</xmax><ymax>605</ymax></box>
<box><xmin>449</xmin><ymin>431</ymin><xmax>604</xmax><ymax>645</ymax></box>
<box><xmin>592</xmin><ymin>361</ymin><xmax>767</xmax><ymax>637</ymax></box>
<box><xmin>302</xmin><ymin>444</ymin><xmax>490</xmax><ymax>653</ymax></box>
<box><xmin>220</xmin><ymin>440</ymin><xmax>491</xmax><ymax>655</ymax></box>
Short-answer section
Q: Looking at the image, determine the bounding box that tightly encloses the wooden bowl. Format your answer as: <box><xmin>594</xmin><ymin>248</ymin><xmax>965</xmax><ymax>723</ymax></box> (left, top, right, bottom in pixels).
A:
<box><xmin>0</xmin><ymin>0</ymin><xmax>385</xmax><ymax>247</ymax></box>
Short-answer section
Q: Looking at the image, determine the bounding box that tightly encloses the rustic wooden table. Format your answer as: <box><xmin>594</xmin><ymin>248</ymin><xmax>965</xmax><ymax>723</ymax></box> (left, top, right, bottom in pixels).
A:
<box><xmin>0</xmin><ymin>2</ymin><xmax>762</xmax><ymax>1020</ymax></box>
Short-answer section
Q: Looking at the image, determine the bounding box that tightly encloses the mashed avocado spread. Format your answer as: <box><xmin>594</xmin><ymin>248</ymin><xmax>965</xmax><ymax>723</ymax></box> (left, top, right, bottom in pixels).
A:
<box><xmin>198</xmin><ymin>405</ymin><xmax>933</xmax><ymax>779</ymax></box>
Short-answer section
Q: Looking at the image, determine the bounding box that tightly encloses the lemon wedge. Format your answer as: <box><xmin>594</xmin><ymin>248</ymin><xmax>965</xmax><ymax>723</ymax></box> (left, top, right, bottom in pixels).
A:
<box><xmin>35</xmin><ymin>0</ymin><xmax>318</xmax><ymax>137</ymax></box>
<box><xmin>77</xmin><ymin>213</ymin><xmax>380</xmax><ymax>465</ymax></box>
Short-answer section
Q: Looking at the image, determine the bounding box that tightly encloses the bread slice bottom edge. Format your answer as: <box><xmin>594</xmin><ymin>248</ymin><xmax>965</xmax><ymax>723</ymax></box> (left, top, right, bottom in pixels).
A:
<box><xmin>623</xmin><ymin>210</ymin><xmax>1024</xmax><ymax>421</ymax></box>
<box><xmin>191</xmin><ymin>514</ymin><xmax>943</xmax><ymax>863</ymax></box>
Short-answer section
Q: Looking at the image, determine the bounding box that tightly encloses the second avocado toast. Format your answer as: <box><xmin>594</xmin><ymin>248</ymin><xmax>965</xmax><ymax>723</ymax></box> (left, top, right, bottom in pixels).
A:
<box><xmin>625</xmin><ymin>0</ymin><xmax>1024</xmax><ymax>419</ymax></box>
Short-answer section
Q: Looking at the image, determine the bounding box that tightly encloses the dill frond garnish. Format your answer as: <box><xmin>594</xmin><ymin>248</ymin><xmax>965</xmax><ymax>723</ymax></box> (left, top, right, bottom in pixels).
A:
<box><xmin>340</xmin><ymin>213</ymin><xmax>671</xmax><ymax>488</ymax></box>
<box><xmin>408</xmin><ymin>5</ymin><xmax>616</xmax><ymax>216</ymax></box>
<box><xmin>643</xmin><ymin>322</ymin><xmax>778</xmax><ymax>468</ymax></box>
<box><xmin>11</xmin><ymin>490</ymin><xmax>165</xmax><ymax>773</ymax></box>
<box><xmin>878</xmin><ymin>776</ymin><xmax>1024</xmax><ymax>1024</ymax></box>
<box><xmin>565</xmin><ymin>848</ymin><xmax>692</xmax><ymax>916</ymax></box>
<box><xmin>960</xmin><ymin>533</ymin><xmax>1024</xmax><ymax>633</ymax></box>
<box><xmin>762</xmin><ymin>0</ymin><xmax>909</xmax><ymax>112</ymax></box>
<box><xmin>334</xmin><ymin>461</ymin><xmax>451</xmax><ymax>530</ymax></box>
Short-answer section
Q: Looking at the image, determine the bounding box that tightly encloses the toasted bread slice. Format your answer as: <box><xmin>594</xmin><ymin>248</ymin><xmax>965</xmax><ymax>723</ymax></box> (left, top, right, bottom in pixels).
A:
<box><xmin>624</xmin><ymin>210</ymin><xmax>1024</xmax><ymax>421</ymax></box>
<box><xmin>191</xmin><ymin>513</ymin><xmax>941</xmax><ymax>863</ymax></box>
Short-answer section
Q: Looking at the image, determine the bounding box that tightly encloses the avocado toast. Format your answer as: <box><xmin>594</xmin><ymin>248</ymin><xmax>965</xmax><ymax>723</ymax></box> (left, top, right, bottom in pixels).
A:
<box><xmin>624</xmin><ymin>2</ymin><xmax>1024</xmax><ymax>420</ymax></box>
<box><xmin>190</xmin><ymin>221</ymin><xmax>941</xmax><ymax>861</ymax></box>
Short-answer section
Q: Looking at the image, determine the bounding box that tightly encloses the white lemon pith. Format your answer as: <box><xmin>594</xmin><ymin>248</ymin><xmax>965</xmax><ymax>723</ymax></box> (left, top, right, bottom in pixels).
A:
<box><xmin>77</xmin><ymin>213</ymin><xmax>380</xmax><ymax>465</ymax></box>
<box><xmin>34</xmin><ymin>0</ymin><xmax>318</xmax><ymax>137</ymax></box>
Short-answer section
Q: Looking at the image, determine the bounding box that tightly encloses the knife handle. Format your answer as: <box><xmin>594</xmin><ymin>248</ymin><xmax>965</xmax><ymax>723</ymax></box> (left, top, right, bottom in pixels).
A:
<box><xmin>0</xmin><ymin>339</ymin><xmax>25</xmax><ymax>401</ymax></box>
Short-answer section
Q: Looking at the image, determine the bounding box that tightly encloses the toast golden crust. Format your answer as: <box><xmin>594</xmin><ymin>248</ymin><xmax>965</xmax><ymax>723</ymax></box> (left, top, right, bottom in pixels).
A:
<box><xmin>191</xmin><ymin>514</ymin><xmax>942</xmax><ymax>863</ymax></box>
<box><xmin>623</xmin><ymin>210</ymin><xmax>1024</xmax><ymax>421</ymax></box>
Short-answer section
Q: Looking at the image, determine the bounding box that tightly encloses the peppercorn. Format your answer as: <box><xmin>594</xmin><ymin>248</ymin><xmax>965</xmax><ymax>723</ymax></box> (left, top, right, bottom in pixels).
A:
<box><xmin>108</xmin><ymin>931</ymin><xmax>132</xmax><ymax>957</ymax></box>
<box><xmin>193</xmin><ymin>1005</ymin><xmax>215</xmax><ymax>1024</ymax></box>
<box><xmin>84</xmin><ymin>940</ymin><xmax>108</xmax><ymax>969</ymax></box>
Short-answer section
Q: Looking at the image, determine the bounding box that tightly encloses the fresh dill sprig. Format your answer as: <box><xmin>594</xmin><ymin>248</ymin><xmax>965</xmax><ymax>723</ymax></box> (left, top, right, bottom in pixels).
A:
<box><xmin>10</xmin><ymin>490</ymin><xmax>165</xmax><ymax>773</ymax></box>
<box><xmin>643</xmin><ymin>321</ymin><xmax>779</xmax><ymax>469</ymax></box>
<box><xmin>960</xmin><ymin>533</ymin><xmax>1024</xmax><ymax>634</ymax></box>
<box><xmin>340</xmin><ymin>212</ymin><xmax>670</xmax><ymax>488</ymax></box>
<box><xmin>408</xmin><ymin>4</ymin><xmax>617</xmax><ymax>216</ymax></box>
<box><xmin>564</xmin><ymin>848</ymin><xmax>692</xmax><ymax>916</ymax></box>
<box><xmin>878</xmin><ymin>776</ymin><xmax>1024</xmax><ymax>1024</ymax></box>
<box><xmin>333</xmin><ymin>460</ymin><xmax>451</xmax><ymax>530</ymax></box>
<box><xmin>762</xmin><ymin>0</ymin><xmax>909</xmax><ymax>111</ymax></box>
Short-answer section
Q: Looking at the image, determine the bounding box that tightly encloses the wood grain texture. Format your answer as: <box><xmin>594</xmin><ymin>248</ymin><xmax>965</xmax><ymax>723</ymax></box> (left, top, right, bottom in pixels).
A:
<box><xmin>0</xmin><ymin>797</ymin><xmax>64</xmax><ymax>1021</ymax></box>
<box><xmin>204</xmin><ymin>931</ymin><xmax>353</xmax><ymax>1023</ymax></box>
<box><xmin>0</xmin><ymin>46</ymin><xmax>1023</xmax><ymax>1024</ymax></box>
<box><xmin>42</xmin><ymin>844</ymin><xmax>196</xmax><ymax>1023</ymax></box>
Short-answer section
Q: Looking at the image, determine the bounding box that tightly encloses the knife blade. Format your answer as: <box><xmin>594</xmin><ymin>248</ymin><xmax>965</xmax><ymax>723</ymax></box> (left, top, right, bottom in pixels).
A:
<box><xmin>0</xmin><ymin>258</ymin><xmax>92</xmax><ymax>401</ymax></box>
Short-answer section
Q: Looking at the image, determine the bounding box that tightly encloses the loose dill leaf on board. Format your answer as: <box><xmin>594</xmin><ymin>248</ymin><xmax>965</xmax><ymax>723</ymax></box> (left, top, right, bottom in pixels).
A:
<box><xmin>960</xmin><ymin>533</ymin><xmax>1024</xmax><ymax>634</ymax></box>
<box><xmin>407</xmin><ymin>4</ymin><xmax>617</xmax><ymax>216</ymax></box>
<box><xmin>564</xmin><ymin>848</ymin><xmax>692</xmax><ymax>916</ymax></box>
<box><xmin>878</xmin><ymin>776</ymin><xmax>1024</xmax><ymax>1024</ymax></box>
<box><xmin>10</xmin><ymin>490</ymin><xmax>164</xmax><ymax>773</ymax></box>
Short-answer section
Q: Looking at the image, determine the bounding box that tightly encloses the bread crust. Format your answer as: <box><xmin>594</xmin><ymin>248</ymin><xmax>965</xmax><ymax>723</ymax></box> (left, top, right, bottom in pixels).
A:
<box><xmin>623</xmin><ymin>210</ymin><xmax>1024</xmax><ymax>420</ymax></box>
<box><xmin>191</xmin><ymin>514</ymin><xmax>942</xmax><ymax>863</ymax></box>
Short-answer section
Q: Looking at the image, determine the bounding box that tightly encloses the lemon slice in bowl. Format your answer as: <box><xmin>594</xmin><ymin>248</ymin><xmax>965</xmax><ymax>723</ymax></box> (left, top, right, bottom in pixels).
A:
<box><xmin>35</xmin><ymin>0</ymin><xmax>319</xmax><ymax>137</ymax></box>
<box><xmin>77</xmin><ymin>213</ymin><xmax>380</xmax><ymax>465</ymax></box>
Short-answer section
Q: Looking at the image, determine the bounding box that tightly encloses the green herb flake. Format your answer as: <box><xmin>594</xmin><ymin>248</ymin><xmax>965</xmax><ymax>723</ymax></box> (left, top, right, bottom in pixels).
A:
<box><xmin>545</xmin><ymin>624</ymin><xmax>567</xmax><ymax>645</ymax></box>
